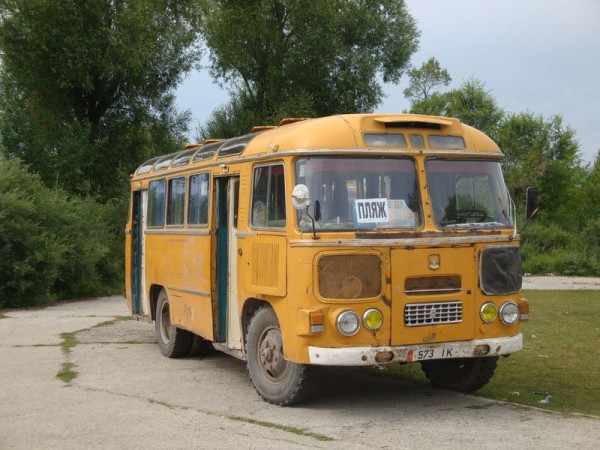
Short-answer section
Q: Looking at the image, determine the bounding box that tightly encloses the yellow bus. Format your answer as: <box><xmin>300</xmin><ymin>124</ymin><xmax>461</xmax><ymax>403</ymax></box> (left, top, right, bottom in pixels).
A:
<box><xmin>125</xmin><ymin>114</ymin><xmax>531</xmax><ymax>405</ymax></box>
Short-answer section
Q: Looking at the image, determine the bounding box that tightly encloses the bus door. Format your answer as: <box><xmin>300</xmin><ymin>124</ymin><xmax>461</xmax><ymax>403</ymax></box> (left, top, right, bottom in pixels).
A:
<box><xmin>131</xmin><ymin>190</ymin><xmax>148</xmax><ymax>317</ymax></box>
<box><xmin>215</xmin><ymin>177</ymin><xmax>241</xmax><ymax>349</ymax></box>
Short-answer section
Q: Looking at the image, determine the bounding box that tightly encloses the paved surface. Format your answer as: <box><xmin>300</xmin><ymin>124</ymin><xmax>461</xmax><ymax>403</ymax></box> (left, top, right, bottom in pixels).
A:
<box><xmin>1</xmin><ymin>291</ymin><xmax>599</xmax><ymax>449</ymax></box>
<box><xmin>522</xmin><ymin>276</ymin><xmax>600</xmax><ymax>290</ymax></box>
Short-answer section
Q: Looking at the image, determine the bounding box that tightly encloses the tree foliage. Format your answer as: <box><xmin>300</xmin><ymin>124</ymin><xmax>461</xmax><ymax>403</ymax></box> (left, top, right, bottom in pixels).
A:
<box><xmin>0</xmin><ymin>159</ymin><xmax>123</xmax><ymax>308</ymax></box>
<box><xmin>497</xmin><ymin>112</ymin><xmax>581</xmax><ymax>223</ymax></box>
<box><xmin>403</xmin><ymin>57</ymin><xmax>451</xmax><ymax>102</ymax></box>
<box><xmin>200</xmin><ymin>0</ymin><xmax>419</xmax><ymax>137</ymax></box>
<box><xmin>0</xmin><ymin>0</ymin><xmax>203</xmax><ymax>199</ymax></box>
<box><xmin>409</xmin><ymin>78</ymin><xmax>504</xmax><ymax>139</ymax></box>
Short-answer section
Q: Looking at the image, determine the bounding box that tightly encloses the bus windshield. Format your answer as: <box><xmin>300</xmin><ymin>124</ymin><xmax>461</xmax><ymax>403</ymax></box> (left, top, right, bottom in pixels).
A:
<box><xmin>426</xmin><ymin>160</ymin><xmax>514</xmax><ymax>229</ymax></box>
<box><xmin>295</xmin><ymin>157</ymin><xmax>422</xmax><ymax>231</ymax></box>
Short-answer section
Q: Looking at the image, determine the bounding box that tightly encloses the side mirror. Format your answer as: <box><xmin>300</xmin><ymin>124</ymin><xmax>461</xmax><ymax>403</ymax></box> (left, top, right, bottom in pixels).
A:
<box><xmin>291</xmin><ymin>184</ymin><xmax>310</xmax><ymax>210</ymax></box>
<box><xmin>526</xmin><ymin>187</ymin><xmax>539</xmax><ymax>221</ymax></box>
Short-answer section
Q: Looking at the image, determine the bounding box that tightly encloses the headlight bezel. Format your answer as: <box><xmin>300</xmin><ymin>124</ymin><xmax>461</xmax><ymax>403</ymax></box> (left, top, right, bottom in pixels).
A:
<box><xmin>499</xmin><ymin>301</ymin><xmax>520</xmax><ymax>325</ymax></box>
<box><xmin>336</xmin><ymin>310</ymin><xmax>361</xmax><ymax>336</ymax></box>
<box><xmin>363</xmin><ymin>308</ymin><xmax>383</xmax><ymax>331</ymax></box>
<box><xmin>480</xmin><ymin>302</ymin><xmax>497</xmax><ymax>323</ymax></box>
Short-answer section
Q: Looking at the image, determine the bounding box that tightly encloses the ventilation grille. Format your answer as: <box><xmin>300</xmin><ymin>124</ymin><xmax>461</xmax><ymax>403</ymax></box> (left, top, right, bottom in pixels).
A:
<box><xmin>251</xmin><ymin>243</ymin><xmax>279</xmax><ymax>288</ymax></box>
<box><xmin>318</xmin><ymin>255</ymin><xmax>381</xmax><ymax>299</ymax></box>
<box><xmin>405</xmin><ymin>276</ymin><xmax>461</xmax><ymax>295</ymax></box>
<box><xmin>404</xmin><ymin>301</ymin><xmax>463</xmax><ymax>327</ymax></box>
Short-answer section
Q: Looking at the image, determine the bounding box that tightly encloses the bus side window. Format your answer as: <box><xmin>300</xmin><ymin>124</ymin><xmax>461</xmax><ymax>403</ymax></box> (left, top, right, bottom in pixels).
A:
<box><xmin>148</xmin><ymin>179</ymin><xmax>166</xmax><ymax>227</ymax></box>
<box><xmin>252</xmin><ymin>164</ymin><xmax>286</xmax><ymax>228</ymax></box>
<box><xmin>188</xmin><ymin>172</ymin><xmax>210</xmax><ymax>226</ymax></box>
<box><xmin>167</xmin><ymin>177</ymin><xmax>185</xmax><ymax>226</ymax></box>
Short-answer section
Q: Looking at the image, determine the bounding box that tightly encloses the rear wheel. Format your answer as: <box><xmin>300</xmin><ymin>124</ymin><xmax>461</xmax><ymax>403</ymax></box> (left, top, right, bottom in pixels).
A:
<box><xmin>246</xmin><ymin>306</ymin><xmax>312</xmax><ymax>405</ymax></box>
<box><xmin>420</xmin><ymin>356</ymin><xmax>498</xmax><ymax>392</ymax></box>
<box><xmin>155</xmin><ymin>289</ymin><xmax>192</xmax><ymax>358</ymax></box>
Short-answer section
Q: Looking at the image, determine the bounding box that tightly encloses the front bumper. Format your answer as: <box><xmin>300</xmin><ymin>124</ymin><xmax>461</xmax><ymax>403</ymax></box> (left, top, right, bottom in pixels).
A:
<box><xmin>308</xmin><ymin>333</ymin><xmax>523</xmax><ymax>366</ymax></box>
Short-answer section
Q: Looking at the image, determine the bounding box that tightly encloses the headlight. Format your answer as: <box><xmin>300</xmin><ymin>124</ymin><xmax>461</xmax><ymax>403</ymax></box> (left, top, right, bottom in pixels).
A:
<box><xmin>499</xmin><ymin>302</ymin><xmax>519</xmax><ymax>325</ymax></box>
<box><xmin>480</xmin><ymin>302</ymin><xmax>497</xmax><ymax>323</ymax></box>
<box><xmin>363</xmin><ymin>309</ymin><xmax>383</xmax><ymax>331</ymax></box>
<box><xmin>336</xmin><ymin>311</ymin><xmax>360</xmax><ymax>336</ymax></box>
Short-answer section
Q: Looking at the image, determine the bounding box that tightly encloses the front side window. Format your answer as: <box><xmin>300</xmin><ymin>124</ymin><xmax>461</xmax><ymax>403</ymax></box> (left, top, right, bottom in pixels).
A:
<box><xmin>295</xmin><ymin>157</ymin><xmax>422</xmax><ymax>231</ymax></box>
<box><xmin>167</xmin><ymin>177</ymin><xmax>185</xmax><ymax>226</ymax></box>
<box><xmin>427</xmin><ymin>160</ymin><xmax>513</xmax><ymax>228</ymax></box>
<box><xmin>148</xmin><ymin>179</ymin><xmax>166</xmax><ymax>227</ymax></box>
<box><xmin>188</xmin><ymin>172</ymin><xmax>210</xmax><ymax>226</ymax></box>
<box><xmin>251</xmin><ymin>164</ymin><xmax>286</xmax><ymax>228</ymax></box>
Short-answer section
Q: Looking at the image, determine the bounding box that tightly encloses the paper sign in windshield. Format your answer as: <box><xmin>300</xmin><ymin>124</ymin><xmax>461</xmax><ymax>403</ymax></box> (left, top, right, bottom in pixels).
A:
<box><xmin>354</xmin><ymin>198</ymin><xmax>390</xmax><ymax>223</ymax></box>
<box><xmin>353</xmin><ymin>198</ymin><xmax>416</xmax><ymax>228</ymax></box>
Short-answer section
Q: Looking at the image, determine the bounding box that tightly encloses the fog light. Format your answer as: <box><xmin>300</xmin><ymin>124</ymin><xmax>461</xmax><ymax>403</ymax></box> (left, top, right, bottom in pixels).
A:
<box><xmin>336</xmin><ymin>311</ymin><xmax>360</xmax><ymax>336</ymax></box>
<box><xmin>480</xmin><ymin>302</ymin><xmax>497</xmax><ymax>323</ymax></box>
<box><xmin>363</xmin><ymin>308</ymin><xmax>383</xmax><ymax>331</ymax></box>
<box><xmin>500</xmin><ymin>302</ymin><xmax>519</xmax><ymax>325</ymax></box>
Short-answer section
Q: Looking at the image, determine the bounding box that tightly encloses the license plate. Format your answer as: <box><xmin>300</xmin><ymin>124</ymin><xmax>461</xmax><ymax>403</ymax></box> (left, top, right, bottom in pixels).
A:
<box><xmin>407</xmin><ymin>346</ymin><xmax>457</xmax><ymax>362</ymax></box>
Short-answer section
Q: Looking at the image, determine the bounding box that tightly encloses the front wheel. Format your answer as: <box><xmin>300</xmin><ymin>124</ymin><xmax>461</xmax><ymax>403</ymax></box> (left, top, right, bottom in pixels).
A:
<box><xmin>246</xmin><ymin>306</ymin><xmax>312</xmax><ymax>405</ymax></box>
<box><xmin>155</xmin><ymin>289</ymin><xmax>192</xmax><ymax>358</ymax></box>
<box><xmin>420</xmin><ymin>356</ymin><xmax>498</xmax><ymax>392</ymax></box>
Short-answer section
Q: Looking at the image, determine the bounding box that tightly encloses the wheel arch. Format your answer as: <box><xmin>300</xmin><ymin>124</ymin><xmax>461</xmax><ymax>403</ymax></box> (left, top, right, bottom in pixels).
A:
<box><xmin>148</xmin><ymin>284</ymin><xmax>164</xmax><ymax>321</ymax></box>
<box><xmin>240</xmin><ymin>298</ymin><xmax>271</xmax><ymax>352</ymax></box>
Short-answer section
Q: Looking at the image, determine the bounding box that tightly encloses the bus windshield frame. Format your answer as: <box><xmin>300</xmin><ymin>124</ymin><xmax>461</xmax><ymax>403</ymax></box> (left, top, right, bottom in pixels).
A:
<box><xmin>426</xmin><ymin>159</ymin><xmax>514</xmax><ymax>229</ymax></box>
<box><xmin>294</xmin><ymin>156</ymin><xmax>423</xmax><ymax>232</ymax></box>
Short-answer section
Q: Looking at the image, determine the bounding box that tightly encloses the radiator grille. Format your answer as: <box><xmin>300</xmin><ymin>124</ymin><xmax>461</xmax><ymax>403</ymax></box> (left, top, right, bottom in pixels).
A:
<box><xmin>405</xmin><ymin>276</ymin><xmax>461</xmax><ymax>295</ymax></box>
<box><xmin>404</xmin><ymin>301</ymin><xmax>463</xmax><ymax>326</ymax></box>
<box><xmin>318</xmin><ymin>254</ymin><xmax>381</xmax><ymax>299</ymax></box>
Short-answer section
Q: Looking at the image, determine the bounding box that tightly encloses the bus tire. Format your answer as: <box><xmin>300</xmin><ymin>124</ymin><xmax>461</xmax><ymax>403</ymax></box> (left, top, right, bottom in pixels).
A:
<box><xmin>155</xmin><ymin>289</ymin><xmax>192</xmax><ymax>358</ymax></box>
<box><xmin>246</xmin><ymin>306</ymin><xmax>312</xmax><ymax>406</ymax></box>
<box><xmin>420</xmin><ymin>356</ymin><xmax>498</xmax><ymax>392</ymax></box>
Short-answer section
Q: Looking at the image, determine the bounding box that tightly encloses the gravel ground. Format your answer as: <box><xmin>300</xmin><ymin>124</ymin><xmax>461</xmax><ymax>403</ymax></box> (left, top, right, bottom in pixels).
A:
<box><xmin>522</xmin><ymin>276</ymin><xmax>600</xmax><ymax>290</ymax></box>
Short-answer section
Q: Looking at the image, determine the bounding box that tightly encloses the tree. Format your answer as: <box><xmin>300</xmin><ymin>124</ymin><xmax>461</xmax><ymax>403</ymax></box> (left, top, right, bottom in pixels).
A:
<box><xmin>497</xmin><ymin>112</ymin><xmax>581</xmax><ymax>225</ymax></box>
<box><xmin>403</xmin><ymin>57</ymin><xmax>451</xmax><ymax>102</ymax></box>
<box><xmin>0</xmin><ymin>0</ymin><xmax>203</xmax><ymax>199</ymax></box>
<box><xmin>410</xmin><ymin>78</ymin><xmax>504</xmax><ymax>140</ymax></box>
<box><xmin>200</xmin><ymin>0</ymin><xmax>419</xmax><ymax>137</ymax></box>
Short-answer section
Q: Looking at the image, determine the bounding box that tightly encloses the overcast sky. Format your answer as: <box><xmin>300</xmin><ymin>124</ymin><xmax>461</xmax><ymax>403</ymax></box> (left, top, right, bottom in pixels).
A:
<box><xmin>176</xmin><ymin>0</ymin><xmax>600</xmax><ymax>163</ymax></box>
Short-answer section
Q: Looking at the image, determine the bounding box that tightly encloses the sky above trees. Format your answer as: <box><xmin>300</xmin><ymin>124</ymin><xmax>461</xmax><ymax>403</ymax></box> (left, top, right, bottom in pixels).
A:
<box><xmin>177</xmin><ymin>0</ymin><xmax>600</xmax><ymax>162</ymax></box>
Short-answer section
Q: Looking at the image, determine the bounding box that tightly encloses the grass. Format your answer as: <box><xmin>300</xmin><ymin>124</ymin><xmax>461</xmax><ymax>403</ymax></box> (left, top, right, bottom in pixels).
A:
<box><xmin>55</xmin><ymin>316</ymin><xmax>131</xmax><ymax>383</ymax></box>
<box><xmin>383</xmin><ymin>290</ymin><xmax>600</xmax><ymax>417</ymax></box>
<box><xmin>56</xmin><ymin>362</ymin><xmax>78</xmax><ymax>383</ymax></box>
<box><xmin>0</xmin><ymin>310</ymin><xmax>6</xmax><ymax>319</ymax></box>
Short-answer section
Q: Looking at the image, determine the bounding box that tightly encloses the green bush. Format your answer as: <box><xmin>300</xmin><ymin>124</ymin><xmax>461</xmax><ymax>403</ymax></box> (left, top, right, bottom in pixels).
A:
<box><xmin>521</xmin><ymin>221</ymin><xmax>574</xmax><ymax>254</ymax></box>
<box><xmin>0</xmin><ymin>159</ymin><xmax>124</xmax><ymax>308</ymax></box>
<box><xmin>523</xmin><ymin>248</ymin><xmax>599</xmax><ymax>276</ymax></box>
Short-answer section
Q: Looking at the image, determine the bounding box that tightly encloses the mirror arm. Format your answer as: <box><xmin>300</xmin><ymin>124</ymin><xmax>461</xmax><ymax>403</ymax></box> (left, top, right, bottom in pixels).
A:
<box><xmin>305</xmin><ymin>206</ymin><xmax>319</xmax><ymax>240</ymax></box>
<box><xmin>520</xmin><ymin>207</ymin><xmax>539</xmax><ymax>235</ymax></box>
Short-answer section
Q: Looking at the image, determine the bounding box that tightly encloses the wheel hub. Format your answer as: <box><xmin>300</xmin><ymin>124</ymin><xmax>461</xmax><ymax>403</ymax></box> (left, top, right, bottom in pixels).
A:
<box><xmin>259</xmin><ymin>329</ymin><xmax>286</xmax><ymax>380</ymax></box>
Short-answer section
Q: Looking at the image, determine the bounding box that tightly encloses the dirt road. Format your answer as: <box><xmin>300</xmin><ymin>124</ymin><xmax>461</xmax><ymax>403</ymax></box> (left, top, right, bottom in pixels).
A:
<box><xmin>1</xmin><ymin>294</ymin><xmax>599</xmax><ymax>449</ymax></box>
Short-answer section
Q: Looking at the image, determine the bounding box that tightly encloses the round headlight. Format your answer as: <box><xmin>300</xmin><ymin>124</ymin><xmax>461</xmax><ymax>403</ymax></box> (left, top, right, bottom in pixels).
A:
<box><xmin>499</xmin><ymin>302</ymin><xmax>519</xmax><ymax>325</ymax></box>
<box><xmin>363</xmin><ymin>308</ymin><xmax>383</xmax><ymax>331</ymax></box>
<box><xmin>336</xmin><ymin>311</ymin><xmax>360</xmax><ymax>336</ymax></box>
<box><xmin>480</xmin><ymin>302</ymin><xmax>497</xmax><ymax>323</ymax></box>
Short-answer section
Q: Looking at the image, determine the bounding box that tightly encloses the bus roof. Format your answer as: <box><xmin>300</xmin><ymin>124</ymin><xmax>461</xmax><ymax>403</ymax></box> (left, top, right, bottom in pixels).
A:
<box><xmin>132</xmin><ymin>113</ymin><xmax>501</xmax><ymax>176</ymax></box>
